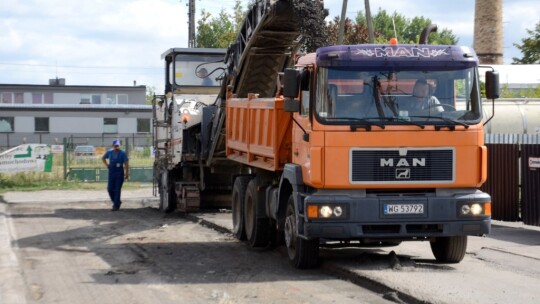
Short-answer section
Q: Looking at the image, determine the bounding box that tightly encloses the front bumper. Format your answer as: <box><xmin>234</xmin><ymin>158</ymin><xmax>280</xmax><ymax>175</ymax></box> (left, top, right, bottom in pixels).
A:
<box><xmin>300</xmin><ymin>191</ymin><xmax>491</xmax><ymax>240</ymax></box>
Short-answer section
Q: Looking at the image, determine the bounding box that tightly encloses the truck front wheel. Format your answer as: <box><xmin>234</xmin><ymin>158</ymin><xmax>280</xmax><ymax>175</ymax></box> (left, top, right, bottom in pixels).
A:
<box><xmin>430</xmin><ymin>236</ymin><xmax>467</xmax><ymax>263</ymax></box>
<box><xmin>284</xmin><ymin>195</ymin><xmax>319</xmax><ymax>269</ymax></box>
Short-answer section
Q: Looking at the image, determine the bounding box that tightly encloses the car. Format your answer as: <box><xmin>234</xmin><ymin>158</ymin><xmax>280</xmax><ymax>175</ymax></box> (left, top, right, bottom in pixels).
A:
<box><xmin>73</xmin><ymin>145</ymin><xmax>95</xmax><ymax>158</ymax></box>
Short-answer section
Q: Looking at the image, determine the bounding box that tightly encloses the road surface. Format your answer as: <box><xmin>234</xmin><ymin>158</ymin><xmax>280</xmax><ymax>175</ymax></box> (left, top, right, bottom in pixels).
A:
<box><xmin>1</xmin><ymin>189</ymin><xmax>540</xmax><ymax>304</ymax></box>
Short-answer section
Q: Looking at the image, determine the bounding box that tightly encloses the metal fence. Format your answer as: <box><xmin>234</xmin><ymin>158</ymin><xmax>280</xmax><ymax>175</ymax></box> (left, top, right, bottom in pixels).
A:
<box><xmin>483</xmin><ymin>134</ymin><xmax>540</xmax><ymax>226</ymax></box>
<box><xmin>65</xmin><ymin>135</ymin><xmax>153</xmax><ymax>182</ymax></box>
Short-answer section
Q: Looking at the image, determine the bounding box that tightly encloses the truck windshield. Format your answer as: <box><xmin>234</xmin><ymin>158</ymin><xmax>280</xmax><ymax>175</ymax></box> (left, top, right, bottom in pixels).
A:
<box><xmin>315</xmin><ymin>67</ymin><xmax>482</xmax><ymax>126</ymax></box>
<box><xmin>174</xmin><ymin>54</ymin><xmax>225</xmax><ymax>87</ymax></box>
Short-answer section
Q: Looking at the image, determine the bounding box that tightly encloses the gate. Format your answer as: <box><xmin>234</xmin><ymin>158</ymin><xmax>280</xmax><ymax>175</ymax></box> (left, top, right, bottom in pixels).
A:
<box><xmin>484</xmin><ymin>134</ymin><xmax>540</xmax><ymax>226</ymax></box>
<box><xmin>481</xmin><ymin>143</ymin><xmax>520</xmax><ymax>221</ymax></box>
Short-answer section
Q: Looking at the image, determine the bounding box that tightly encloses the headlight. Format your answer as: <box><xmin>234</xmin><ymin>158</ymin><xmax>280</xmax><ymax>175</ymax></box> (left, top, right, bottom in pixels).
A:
<box><xmin>333</xmin><ymin>206</ymin><xmax>343</xmax><ymax>217</ymax></box>
<box><xmin>459</xmin><ymin>202</ymin><xmax>491</xmax><ymax>216</ymax></box>
<box><xmin>470</xmin><ymin>204</ymin><xmax>483</xmax><ymax>215</ymax></box>
<box><xmin>306</xmin><ymin>204</ymin><xmax>347</xmax><ymax>219</ymax></box>
<box><xmin>320</xmin><ymin>206</ymin><xmax>333</xmax><ymax>218</ymax></box>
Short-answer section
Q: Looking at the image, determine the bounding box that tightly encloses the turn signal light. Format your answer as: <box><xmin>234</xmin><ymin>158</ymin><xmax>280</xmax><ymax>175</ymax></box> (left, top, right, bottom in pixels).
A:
<box><xmin>484</xmin><ymin>202</ymin><xmax>492</xmax><ymax>215</ymax></box>
<box><xmin>307</xmin><ymin>205</ymin><xmax>319</xmax><ymax>219</ymax></box>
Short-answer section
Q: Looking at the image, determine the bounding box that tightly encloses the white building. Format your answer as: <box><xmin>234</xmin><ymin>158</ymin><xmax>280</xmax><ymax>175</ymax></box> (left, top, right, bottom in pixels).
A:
<box><xmin>0</xmin><ymin>80</ymin><xmax>151</xmax><ymax>149</ymax></box>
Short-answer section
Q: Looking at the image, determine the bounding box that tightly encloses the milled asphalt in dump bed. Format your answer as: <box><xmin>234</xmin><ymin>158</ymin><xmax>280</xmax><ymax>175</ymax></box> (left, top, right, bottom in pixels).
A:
<box><xmin>2</xmin><ymin>188</ymin><xmax>540</xmax><ymax>304</ymax></box>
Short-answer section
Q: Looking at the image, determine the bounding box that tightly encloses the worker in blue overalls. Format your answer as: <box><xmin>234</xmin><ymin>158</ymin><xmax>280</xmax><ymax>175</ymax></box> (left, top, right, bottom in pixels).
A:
<box><xmin>101</xmin><ymin>139</ymin><xmax>129</xmax><ymax>211</ymax></box>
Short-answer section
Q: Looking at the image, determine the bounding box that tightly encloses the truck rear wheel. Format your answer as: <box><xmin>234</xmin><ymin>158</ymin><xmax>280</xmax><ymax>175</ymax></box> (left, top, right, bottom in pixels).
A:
<box><xmin>430</xmin><ymin>236</ymin><xmax>467</xmax><ymax>263</ymax></box>
<box><xmin>284</xmin><ymin>195</ymin><xmax>319</xmax><ymax>269</ymax></box>
<box><xmin>244</xmin><ymin>179</ymin><xmax>270</xmax><ymax>247</ymax></box>
<box><xmin>232</xmin><ymin>176</ymin><xmax>250</xmax><ymax>241</ymax></box>
<box><xmin>159</xmin><ymin>171</ymin><xmax>176</xmax><ymax>213</ymax></box>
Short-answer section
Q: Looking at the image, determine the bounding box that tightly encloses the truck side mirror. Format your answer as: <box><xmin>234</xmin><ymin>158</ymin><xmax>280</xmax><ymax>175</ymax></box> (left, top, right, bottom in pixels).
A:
<box><xmin>283</xmin><ymin>68</ymin><xmax>301</xmax><ymax>113</ymax></box>
<box><xmin>283</xmin><ymin>68</ymin><xmax>300</xmax><ymax>98</ymax></box>
<box><xmin>485</xmin><ymin>71</ymin><xmax>499</xmax><ymax>100</ymax></box>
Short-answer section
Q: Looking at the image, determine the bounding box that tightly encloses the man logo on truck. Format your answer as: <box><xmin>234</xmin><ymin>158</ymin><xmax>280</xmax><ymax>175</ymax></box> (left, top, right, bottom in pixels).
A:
<box><xmin>380</xmin><ymin>158</ymin><xmax>426</xmax><ymax>167</ymax></box>
<box><xmin>396</xmin><ymin>168</ymin><xmax>411</xmax><ymax>179</ymax></box>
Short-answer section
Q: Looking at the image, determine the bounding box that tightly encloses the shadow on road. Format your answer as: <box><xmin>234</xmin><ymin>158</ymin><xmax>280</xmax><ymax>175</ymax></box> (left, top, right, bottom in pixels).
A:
<box><xmin>489</xmin><ymin>225</ymin><xmax>540</xmax><ymax>246</ymax></box>
<box><xmin>8</xmin><ymin>202</ymin><xmax>458</xmax><ymax>287</ymax></box>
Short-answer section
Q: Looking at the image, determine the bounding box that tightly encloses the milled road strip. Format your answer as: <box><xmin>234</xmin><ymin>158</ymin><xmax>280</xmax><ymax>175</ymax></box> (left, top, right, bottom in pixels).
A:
<box><xmin>188</xmin><ymin>211</ymin><xmax>427</xmax><ymax>304</ymax></box>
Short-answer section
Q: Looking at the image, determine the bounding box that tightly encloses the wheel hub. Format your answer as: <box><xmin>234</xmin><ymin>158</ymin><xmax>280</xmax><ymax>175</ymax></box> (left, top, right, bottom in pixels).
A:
<box><xmin>284</xmin><ymin>215</ymin><xmax>295</xmax><ymax>249</ymax></box>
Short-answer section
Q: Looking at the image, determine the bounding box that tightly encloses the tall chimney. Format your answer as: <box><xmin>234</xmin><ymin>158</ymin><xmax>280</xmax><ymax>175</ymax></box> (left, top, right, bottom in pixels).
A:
<box><xmin>473</xmin><ymin>0</ymin><xmax>503</xmax><ymax>64</ymax></box>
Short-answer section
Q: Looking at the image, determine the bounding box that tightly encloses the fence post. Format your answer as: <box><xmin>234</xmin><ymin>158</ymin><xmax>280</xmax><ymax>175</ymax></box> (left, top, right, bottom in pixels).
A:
<box><xmin>63</xmin><ymin>137</ymin><xmax>68</xmax><ymax>180</ymax></box>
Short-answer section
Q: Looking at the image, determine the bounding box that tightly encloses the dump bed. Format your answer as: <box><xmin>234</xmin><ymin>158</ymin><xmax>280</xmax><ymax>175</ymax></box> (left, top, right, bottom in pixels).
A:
<box><xmin>226</xmin><ymin>94</ymin><xmax>292</xmax><ymax>171</ymax></box>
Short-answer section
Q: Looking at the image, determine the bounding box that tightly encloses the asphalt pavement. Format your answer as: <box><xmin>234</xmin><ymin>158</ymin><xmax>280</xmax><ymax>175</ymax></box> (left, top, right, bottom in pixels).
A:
<box><xmin>1</xmin><ymin>188</ymin><xmax>540</xmax><ymax>304</ymax></box>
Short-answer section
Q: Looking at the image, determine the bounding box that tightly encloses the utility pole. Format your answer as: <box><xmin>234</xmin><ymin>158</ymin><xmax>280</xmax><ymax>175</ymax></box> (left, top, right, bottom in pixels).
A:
<box><xmin>188</xmin><ymin>0</ymin><xmax>196</xmax><ymax>48</ymax></box>
<box><xmin>337</xmin><ymin>0</ymin><xmax>348</xmax><ymax>45</ymax></box>
<box><xmin>365</xmin><ymin>0</ymin><xmax>374</xmax><ymax>43</ymax></box>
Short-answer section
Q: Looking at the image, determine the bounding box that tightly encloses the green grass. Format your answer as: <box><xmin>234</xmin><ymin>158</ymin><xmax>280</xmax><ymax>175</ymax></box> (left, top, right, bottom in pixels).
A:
<box><xmin>0</xmin><ymin>152</ymin><xmax>154</xmax><ymax>193</ymax></box>
<box><xmin>0</xmin><ymin>171</ymin><xmax>152</xmax><ymax>194</ymax></box>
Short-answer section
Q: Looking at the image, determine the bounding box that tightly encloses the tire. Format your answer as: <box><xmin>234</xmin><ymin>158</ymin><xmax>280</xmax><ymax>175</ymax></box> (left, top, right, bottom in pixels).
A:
<box><xmin>284</xmin><ymin>195</ymin><xmax>319</xmax><ymax>269</ymax></box>
<box><xmin>232</xmin><ymin>176</ymin><xmax>250</xmax><ymax>241</ymax></box>
<box><xmin>430</xmin><ymin>236</ymin><xmax>467</xmax><ymax>263</ymax></box>
<box><xmin>159</xmin><ymin>171</ymin><xmax>176</xmax><ymax>213</ymax></box>
<box><xmin>244</xmin><ymin>179</ymin><xmax>270</xmax><ymax>247</ymax></box>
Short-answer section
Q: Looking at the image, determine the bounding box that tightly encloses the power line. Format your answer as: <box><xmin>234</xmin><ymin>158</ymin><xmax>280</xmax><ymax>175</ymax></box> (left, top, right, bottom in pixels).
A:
<box><xmin>0</xmin><ymin>62</ymin><xmax>161</xmax><ymax>70</ymax></box>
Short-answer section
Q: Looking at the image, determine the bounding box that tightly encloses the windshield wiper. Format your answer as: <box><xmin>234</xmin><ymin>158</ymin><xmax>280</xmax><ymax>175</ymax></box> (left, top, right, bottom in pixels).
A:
<box><xmin>327</xmin><ymin>117</ymin><xmax>385</xmax><ymax>131</ymax></box>
<box><xmin>381</xmin><ymin>117</ymin><xmax>426</xmax><ymax>129</ymax></box>
<box><xmin>409</xmin><ymin>116</ymin><xmax>470</xmax><ymax>130</ymax></box>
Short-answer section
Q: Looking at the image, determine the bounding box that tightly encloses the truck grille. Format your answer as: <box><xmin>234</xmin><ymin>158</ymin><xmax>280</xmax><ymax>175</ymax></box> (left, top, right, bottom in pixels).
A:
<box><xmin>350</xmin><ymin>148</ymin><xmax>454</xmax><ymax>184</ymax></box>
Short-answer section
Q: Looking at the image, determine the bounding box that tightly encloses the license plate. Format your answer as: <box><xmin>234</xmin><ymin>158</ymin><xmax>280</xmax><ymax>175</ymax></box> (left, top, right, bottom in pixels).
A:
<box><xmin>384</xmin><ymin>204</ymin><xmax>424</xmax><ymax>215</ymax></box>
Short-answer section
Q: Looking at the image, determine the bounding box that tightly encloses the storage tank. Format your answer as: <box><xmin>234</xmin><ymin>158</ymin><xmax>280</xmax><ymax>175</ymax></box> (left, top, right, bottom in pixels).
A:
<box><xmin>483</xmin><ymin>98</ymin><xmax>540</xmax><ymax>143</ymax></box>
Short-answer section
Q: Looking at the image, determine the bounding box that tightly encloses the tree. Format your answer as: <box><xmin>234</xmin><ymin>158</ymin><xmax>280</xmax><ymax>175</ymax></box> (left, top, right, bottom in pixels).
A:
<box><xmin>327</xmin><ymin>16</ymin><xmax>369</xmax><ymax>45</ymax></box>
<box><xmin>196</xmin><ymin>0</ymin><xmax>247</xmax><ymax>48</ymax></box>
<box><xmin>196</xmin><ymin>10</ymin><xmax>237</xmax><ymax>48</ymax></box>
<box><xmin>512</xmin><ymin>21</ymin><xmax>540</xmax><ymax>64</ymax></box>
<box><xmin>332</xmin><ymin>9</ymin><xmax>459</xmax><ymax>45</ymax></box>
<box><xmin>145</xmin><ymin>86</ymin><xmax>155</xmax><ymax>105</ymax></box>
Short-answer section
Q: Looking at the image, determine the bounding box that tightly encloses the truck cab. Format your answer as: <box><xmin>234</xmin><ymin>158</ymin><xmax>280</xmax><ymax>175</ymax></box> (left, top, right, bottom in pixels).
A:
<box><xmin>278</xmin><ymin>44</ymin><xmax>498</xmax><ymax>267</ymax></box>
<box><xmin>154</xmin><ymin>48</ymin><xmax>228</xmax><ymax>212</ymax></box>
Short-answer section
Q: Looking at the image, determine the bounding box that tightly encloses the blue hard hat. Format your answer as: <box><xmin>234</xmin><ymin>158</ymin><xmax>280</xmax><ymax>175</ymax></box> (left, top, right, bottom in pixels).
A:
<box><xmin>112</xmin><ymin>139</ymin><xmax>121</xmax><ymax>146</ymax></box>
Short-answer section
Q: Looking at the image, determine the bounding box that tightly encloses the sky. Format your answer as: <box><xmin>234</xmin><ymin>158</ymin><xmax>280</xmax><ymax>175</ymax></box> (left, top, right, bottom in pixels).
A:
<box><xmin>1</xmin><ymin>0</ymin><xmax>539</xmax><ymax>92</ymax></box>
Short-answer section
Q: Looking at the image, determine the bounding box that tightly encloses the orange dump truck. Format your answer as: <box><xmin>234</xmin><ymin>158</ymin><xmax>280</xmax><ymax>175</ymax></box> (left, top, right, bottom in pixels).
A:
<box><xmin>154</xmin><ymin>0</ymin><xmax>499</xmax><ymax>268</ymax></box>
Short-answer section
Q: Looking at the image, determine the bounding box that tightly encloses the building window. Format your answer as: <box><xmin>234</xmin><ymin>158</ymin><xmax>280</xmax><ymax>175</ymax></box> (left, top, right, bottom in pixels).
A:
<box><xmin>117</xmin><ymin>94</ymin><xmax>128</xmax><ymax>104</ymax></box>
<box><xmin>0</xmin><ymin>117</ymin><xmax>14</xmax><ymax>132</ymax></box>
<box><xmin>103</xmin><ymin>118</ymin><xmax>118</xmax><ymax>133</ymax></box>
<box><xmin>106</xmin><ymin>94</ymin><xmax>128</xmax><ymax>104</ymax></box>
<box><xmin>92</xmin><ymin>95</ymin><xmax>102</xmax><ymax>104</ymax></box>
<box><xmin>35</xmin><ymin>117</ymin><xmax>49</xmax><ymax>132</ymax></box>
<box><xmin>1</xmin><ymin>92</ymin><xmax>23</xmax><ymax>104</ymax></box>
<box><xmin>81</xmin><ymin>94</ymin><xmax>102</xmax><ymax>104</ymax></box>
<box><xmin>32</xmin><ymin>92</ymin><xmax>53</xmax><ymax>104</ymax></box>
<box><xmin>137</xmin><ymin>118</ymin><xmax>150</xmax><ymax>133</ymax></box>
<box><xmin>80</xmin><ymin>94</ymin><xmax>91</xmax><ymax>104</ymax></box>
<box><xmin>106</xmin><ymin>94</ymin><xmax>116</xmax><ymax>104</ymax></box>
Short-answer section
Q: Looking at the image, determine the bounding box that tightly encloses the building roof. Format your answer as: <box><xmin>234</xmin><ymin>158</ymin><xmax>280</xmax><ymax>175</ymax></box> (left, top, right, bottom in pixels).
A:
<box><xmin>0</xmin><ymin>83</ymin><xmax>146</xmax><ymax>91</ymax></box>
<box><xmin>0</xmin><ymin>103</ymin><xmax>151</xmax><ymax>112</ymax></box>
